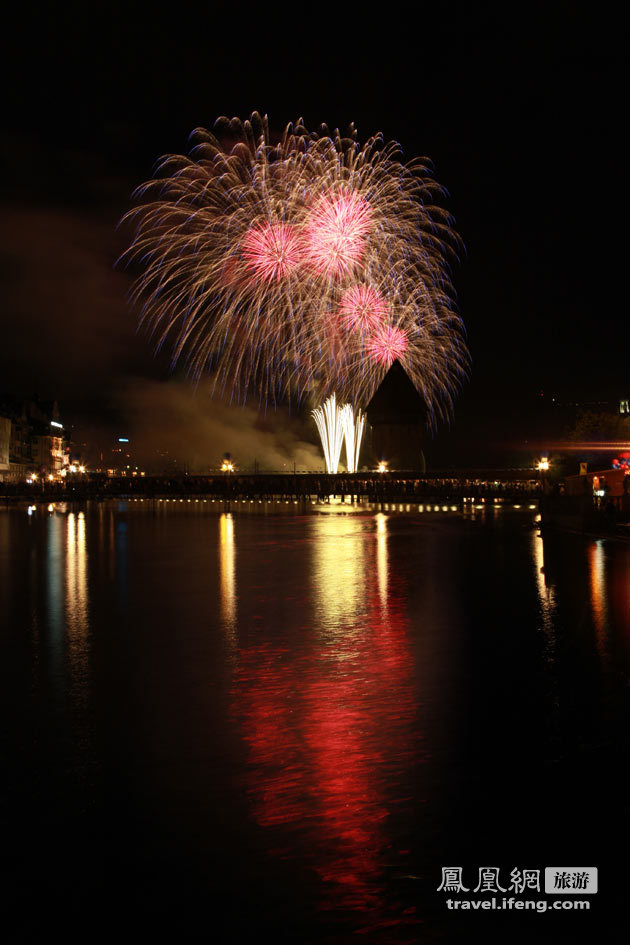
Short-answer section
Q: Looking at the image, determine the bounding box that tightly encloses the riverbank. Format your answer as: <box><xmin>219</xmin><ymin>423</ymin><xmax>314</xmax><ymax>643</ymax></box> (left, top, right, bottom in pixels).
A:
<box><xmin>540</xmin><ymin>494</ymin><xmax>630</xmax><ymax>540</ymax></box>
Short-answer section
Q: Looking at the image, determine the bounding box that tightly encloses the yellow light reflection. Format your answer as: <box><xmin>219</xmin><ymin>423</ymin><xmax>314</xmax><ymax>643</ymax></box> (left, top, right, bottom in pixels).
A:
<box><xmin>531</xmin><ymin>529</ymin><xmax>556</xmax><ymax>663</ymax></box>
<box><xmin>66</xmin><ymin>511</ymin><xmax>89</xmax><ymax>704</ymax></box>
<box><xmin>219</xmin><ymin>513</ymin><xmax>237</xmax><ymax>657</ymax></box>
<box><xmin>45</xmin><ymin>513</ymin><xmax>64</xmax><ymax>693</ymax></box>
<box><xmin>376</xmin><ymin>513</ymin><xmax>388</xmax><ymax>612</ymax></box>
<box><xmin>312</xmin><ymin>515</ymin><xmax>367</xmax><ymax>638</ymax></box>
<box><xmin>588</xmin><ymin>540</ymin><xmax>609</xmax><ymax>669</ymax></box>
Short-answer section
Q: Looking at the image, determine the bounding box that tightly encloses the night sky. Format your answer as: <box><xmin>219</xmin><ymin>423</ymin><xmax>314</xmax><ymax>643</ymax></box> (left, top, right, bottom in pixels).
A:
<box><xmin>1</xmin><ymin>8</ymin><xmax>625</xmax><ymax>465</ymax></box>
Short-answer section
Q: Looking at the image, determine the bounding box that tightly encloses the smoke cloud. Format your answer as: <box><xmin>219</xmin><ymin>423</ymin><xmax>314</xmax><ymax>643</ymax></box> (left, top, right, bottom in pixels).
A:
<box><xmin>116</xmin><ymin>377</ymin><xmax>323</xmax><ymax>474</ymax></box>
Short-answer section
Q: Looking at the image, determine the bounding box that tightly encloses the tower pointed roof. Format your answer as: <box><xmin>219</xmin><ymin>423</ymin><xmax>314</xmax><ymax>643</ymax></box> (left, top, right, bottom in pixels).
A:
<box><xmin>366</xmin><ymin>361</ymin><xmax>427</xmax><ymax>425</ymax></box>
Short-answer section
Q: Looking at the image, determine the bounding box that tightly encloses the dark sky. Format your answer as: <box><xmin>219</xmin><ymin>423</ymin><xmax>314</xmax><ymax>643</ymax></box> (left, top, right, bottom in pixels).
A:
<box><xmin>1</xmin><ymin>7</ymin><xmax>625</xmax><ymax>462</ymax></box>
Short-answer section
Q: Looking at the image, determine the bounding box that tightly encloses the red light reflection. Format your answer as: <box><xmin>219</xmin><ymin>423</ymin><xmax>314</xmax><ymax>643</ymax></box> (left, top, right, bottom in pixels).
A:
<box><xmin>230</xmin><ymin>519</ymin><xmax>420</xmax><ymax>933</ymax></box>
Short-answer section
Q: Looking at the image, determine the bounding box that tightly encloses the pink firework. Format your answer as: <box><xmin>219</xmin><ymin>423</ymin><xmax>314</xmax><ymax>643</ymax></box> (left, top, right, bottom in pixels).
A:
<box><xmin>304</xmin><ymin>191</ymin><xmax>372</xmax><ymax>278</ymax></box>
<box><xmin>366</xmin><ymin>324</ymin><xmax>408</xmax><ymax>365</ymax></box>
<box><xmin>338</xmin><ymin>284</ymin><xmax>388</xmax><ymax>334</ymax></box>
<box><xmin>241</xmin><ymin>222</ymin><xmax>301</xmax><ymax>283</ymax></box>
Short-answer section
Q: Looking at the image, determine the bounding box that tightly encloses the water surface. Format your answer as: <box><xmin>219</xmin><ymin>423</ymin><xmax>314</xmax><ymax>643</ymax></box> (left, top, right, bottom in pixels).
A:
<box><xmin>1</xmin><ymin>502</ymin><xmax>628</xmax><ymax>942</ymax></box>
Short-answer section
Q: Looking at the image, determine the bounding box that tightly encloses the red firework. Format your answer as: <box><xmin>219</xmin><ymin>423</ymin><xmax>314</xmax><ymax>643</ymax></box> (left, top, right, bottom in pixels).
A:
<box><xmin>366</xmin><ymin>324</ymin><xmax>408</xmax><ymax>365</ymax></box>
<box><xmin>304</xmin><ymin>191</ymin><xmax>373</xmax><ymax>278</ymax></box>
<box><xmin>338</xmin><ymin>284</ymin><xmax>388</xmax><ymax>334</ymax></box>
<box><xmin>241</xmin><ymin>222</ymin><xmax>301</xmax><ymax>283</ymax></box>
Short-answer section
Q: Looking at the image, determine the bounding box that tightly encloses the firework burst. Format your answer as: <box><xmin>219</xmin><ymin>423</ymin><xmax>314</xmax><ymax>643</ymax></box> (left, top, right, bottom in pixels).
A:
<box><xmin>241</xmin><ymin>222</ymin><xmax>301</xmax><ymax>283</ymax></box>
<box><xmin>303</xmin><ymin>191</ymin><xmax>373</xmax><ymax>279</ymax></box>
<box><xmin>341</xmin><ymin>403</ymin><xmax>366</xmax><ymax>474</ymax></box>
<box><xmin>312</xmin><ymin>394</ymin><xmax>346</xmax><ymax>474</ymax></box>
<box><xmin>122</xmin><ymin>113</ymin><xmax>469</xmax><ymax>422</ymax></box>
<box><xmin>312</xmin><ymin>395</ymin><xmax>366</xmax><ymax>473</ymax></box>
<box><xmin>338</xmin><ymin>284</ymin><xmax>388</xmax><ymax>334</ymax></box>
<box><xmin>365</xmin><ymin>324</ymin><xmax>409</xmax><ymax>366</ymax></box>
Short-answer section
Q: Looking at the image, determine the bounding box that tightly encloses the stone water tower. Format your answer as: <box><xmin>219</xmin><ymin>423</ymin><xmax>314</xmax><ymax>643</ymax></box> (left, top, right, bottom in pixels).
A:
<box><xmin>365</xmin><ymin>361</ymin><xmax>427</xmax><ymax>472</ymax></box>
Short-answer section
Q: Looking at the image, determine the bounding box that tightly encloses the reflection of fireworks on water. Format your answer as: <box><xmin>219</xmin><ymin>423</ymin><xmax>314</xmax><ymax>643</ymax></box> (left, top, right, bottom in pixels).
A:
<box><xmin>123</xmin><ymin>113</ymin><xmax>468</xmax><ymax>422</ymax></box>
<box><xmin>313</xmin><ymin>395</ymin><xmax>365</xmax><ymax>473</ymax></box>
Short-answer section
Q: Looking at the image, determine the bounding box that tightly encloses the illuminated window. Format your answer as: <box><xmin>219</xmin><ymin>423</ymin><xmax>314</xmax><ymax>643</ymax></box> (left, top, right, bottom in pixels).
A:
<box><xmin>620</xmin><ymin>399</ymin><xmax>629</xmax><ymax>415</ymax></box>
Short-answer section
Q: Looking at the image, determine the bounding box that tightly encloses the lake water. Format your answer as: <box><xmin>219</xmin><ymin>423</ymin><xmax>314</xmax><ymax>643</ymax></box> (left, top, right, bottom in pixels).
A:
<box><xmin>1</xmin><ymin>501</ymin><xmax>628</xmax><ymax>942</ymax></box>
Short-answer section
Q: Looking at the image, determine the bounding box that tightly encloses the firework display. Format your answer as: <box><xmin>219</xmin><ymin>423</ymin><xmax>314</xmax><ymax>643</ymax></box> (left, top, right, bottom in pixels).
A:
<box><xmin>312</xmin><ymin>395</ymin><xmax>366</xmax><ymax>474</ymax></box>
<box><xmin>123</xmin><ymin>113</ymin><xmax>468</xmax><ymax>421</ymax></box>
<box><xmin>341</xmin><ymin>403</ymin><xmax>366</xmax><ymax>474</ymax></box>
<box><xmin>312</xmin><ymin>394</ymin><xmax>346</xmax><ymax>474</ymax></box>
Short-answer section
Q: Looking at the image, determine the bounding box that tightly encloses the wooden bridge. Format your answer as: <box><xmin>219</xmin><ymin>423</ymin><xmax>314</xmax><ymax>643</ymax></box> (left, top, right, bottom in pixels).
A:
<box><xmin>1</xmin><ymin>470</ymin><xmax>542</xmax><ymax>504</ymax></box>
